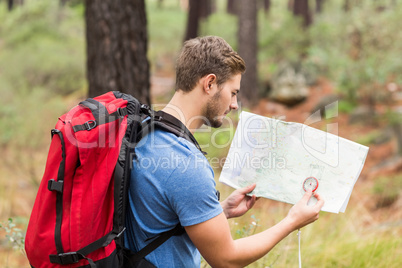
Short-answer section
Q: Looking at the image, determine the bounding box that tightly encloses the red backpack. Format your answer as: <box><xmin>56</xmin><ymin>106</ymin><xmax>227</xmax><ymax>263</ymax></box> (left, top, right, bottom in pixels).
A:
<box><xmin>25</xmin><ymin>91</ymin><xmax>202</xmax><ymax>268</ymax></box>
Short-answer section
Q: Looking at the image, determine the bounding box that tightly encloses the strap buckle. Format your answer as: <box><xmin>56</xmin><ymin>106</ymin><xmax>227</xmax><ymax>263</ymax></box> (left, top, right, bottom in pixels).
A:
<box><xmin>48</xmin><ymin>179</ymin><xmax>63</xmax><ymax>193</ymax></box>
<box><xmin>51</xmin><ymin>129</ymin><xmax>61</xmax><ymax>138</ymax></box>
<box><xmin>216</xmin><ymin>190</ymin><xmax>220</xmax><ymax>201</ymax></box>
<box><xmin>153</xmin><ymin>115</ymin><xmax>162</xmax><ymax>121</ymax></box>
<box><xmin>49</xmin><ymin>252</ymin><xmax>80</xmax><ymax>265</ymax></box>
<box><xmin>117</xmin><ymin>107</ymin><xmax>128</xmax><ymax>117</ymax></box>
<box><xmin>140</xmin><ymin>104</ymin><xmax>152</xmax><ymax>116</ymax></box>
<box><xmin>84</xmin><ymin>120</ymin><xmax>97</xmax><ymax>131</ymax></box>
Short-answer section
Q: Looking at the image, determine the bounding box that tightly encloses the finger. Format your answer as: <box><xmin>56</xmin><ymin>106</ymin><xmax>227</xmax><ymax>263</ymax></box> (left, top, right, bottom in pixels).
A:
<box><xmin>313</xmin><ymin>193</ymin><xmax>325</xmax><ymax>209</ymax></box>
<box><xmin>238</xmin><ymin>183</ymin><xmax>257</xmax><ymax>194</ymax></box>
<box><xmin>301</xmin><ymin>189</ymin><xmax>313</xmax><ymax>203</ymax></box>
<box><xmin>313</xmin><ymin>192</ymin><xmax>322</xmax><ymax>200</ymax></box>
<box><xmin>247</xmin><ymin>195</ymin><xmax>257</xmax><ymax>209</ymax></box>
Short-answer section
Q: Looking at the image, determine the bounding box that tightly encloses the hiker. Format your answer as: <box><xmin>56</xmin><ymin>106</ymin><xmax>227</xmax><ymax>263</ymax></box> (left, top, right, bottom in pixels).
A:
<box><xmin>124</xmin><ymin>36</ymin><xmax>325</xmax><ymax>267</ymax></box>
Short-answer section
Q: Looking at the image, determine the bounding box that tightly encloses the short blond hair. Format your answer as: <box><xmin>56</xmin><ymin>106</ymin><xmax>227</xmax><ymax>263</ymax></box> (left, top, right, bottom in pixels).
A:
<box><xmin>175</xmin><ymin>36</ymin><xmax>246</xmax><ymax>92</ymax></box>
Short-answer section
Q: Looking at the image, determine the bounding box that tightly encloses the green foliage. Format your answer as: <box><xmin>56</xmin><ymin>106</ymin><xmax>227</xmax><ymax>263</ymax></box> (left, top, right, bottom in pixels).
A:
<box><xmin>147</xmin><ymin>0</ymin><xmax>186</xmax><ymax>73</ymax></box>
<box><xmin>0</xmin><ymin>0</ymin><xmax>85</xmax><ymax>149</ymax></box>
<box><xmin>233</xmin><ymin>215</ymin><xmax>260</xmax><ymax>239</ymax></box>
<box><xmin>338</xmin><ymin>99</ymin><xmax>357</xmax><ymax>114</ymax></box>
<box><xmin>355</xmin><ymin>130</ymin><xmax>382</xmax><ymax>146</ymax></box>
<box><xmin>259</xmin><ymin>12</ymin><xmax>309</xmax><ymax>64</ymax></box>
<box><xmin>372</xmin><ymin>175</ymin><xmax>402</xmax><ymax>204</ymax></box>
<box><xmin>308</xmin><ymin>232</ymin><xmax>402</xmax><ymax>268</ymax></box>
<box><xmin>309</xmin><ymin>1</ymin><xmax>402</xmax><ymax>103</ymax></box>
<box><xmin>194</xmin><ymin>126</ymin><xmax>234</xmax><ymax>161</ymax></box>
<box><xmin>256</xmin><ymin>4</ymin><xmax>330</xmax><ymax>89</ymax></box>
<box><xmin>386</xmin><ymin>109</ymin><xmax>402</xmax><ymax>126</ymax></box>
<box><xmin>201</xmin><ymin>12</ymin><xmax>238</xmax><ymax>50</ymax></box>
<box><xmin>193</xmin><ymin>113</ymin><xmax>239</xmax><ymax>169</ymax></box>
<box><xmin>0</xmin><ymin>87</ymin><xmax>66</xmax><ymax>148</ymax></box>
<box><xmin>0</xmin><ymin>218</ymin><xmax>25</xmax><ymax>255</ymax></box>
<box><xmin>0</xmin><ymin>0</ymin><xmax>86</xmax><ymax>96</ymax></box>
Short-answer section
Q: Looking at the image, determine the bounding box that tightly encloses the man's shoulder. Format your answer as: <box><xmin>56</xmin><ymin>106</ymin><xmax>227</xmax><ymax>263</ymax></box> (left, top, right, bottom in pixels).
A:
<box><xmin>139</xmin><ymin>129</ymin><xmax>202</xmax><ymax>157</ymax></box>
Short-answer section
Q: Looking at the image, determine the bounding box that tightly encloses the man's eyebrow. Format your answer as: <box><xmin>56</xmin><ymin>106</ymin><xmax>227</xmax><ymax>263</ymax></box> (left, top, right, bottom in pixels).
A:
<box><xmin>234</xmin><ymin>89</ymin><xmax>240</xmax><ymax>93</ymax></box>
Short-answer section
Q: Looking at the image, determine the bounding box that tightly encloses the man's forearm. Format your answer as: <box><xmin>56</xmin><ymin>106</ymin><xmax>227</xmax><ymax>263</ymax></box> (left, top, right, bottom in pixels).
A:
<box><xmin>187</xmin><ymin>190</ymin><xmax>323</xmax><ymax>268</ymax></box>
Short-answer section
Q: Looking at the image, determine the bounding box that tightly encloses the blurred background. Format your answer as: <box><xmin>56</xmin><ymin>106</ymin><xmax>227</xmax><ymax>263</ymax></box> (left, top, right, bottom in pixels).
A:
<box><xmin>0</xmin><ymin>0</ymin><xmax>401</xmax><ymax>267</ymax></box>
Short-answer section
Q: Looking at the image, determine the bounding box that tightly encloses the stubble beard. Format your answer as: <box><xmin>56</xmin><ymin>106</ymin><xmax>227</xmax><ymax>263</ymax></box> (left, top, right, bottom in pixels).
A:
<box><xmin>203</xmin><ymin>90</ymin><xmax>226</xmax><ymax>128</ymax></box>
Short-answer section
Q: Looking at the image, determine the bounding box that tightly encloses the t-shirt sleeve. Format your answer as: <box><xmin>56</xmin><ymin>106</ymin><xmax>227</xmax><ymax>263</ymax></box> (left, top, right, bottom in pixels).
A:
<box><xmin>163</xmin><ymin>153</ymin><xmax>223</xmax><ymax>227</ymax></box>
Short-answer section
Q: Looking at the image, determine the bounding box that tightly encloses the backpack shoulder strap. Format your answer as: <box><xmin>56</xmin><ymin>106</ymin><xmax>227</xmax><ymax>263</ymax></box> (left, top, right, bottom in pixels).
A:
<box><xmin>122</xmin><ymin>109</ymin><xmax>205</xmax><ymax>265</ymax></box>
<box><xmin>152</xmin><ymin>110</ymin><xmax>206</xmax><ymax>155</ymax></box>
<box><xmin>124</xmin><ymin>224</ymin><xmax>184</xmax><ymax>266</ymax></box>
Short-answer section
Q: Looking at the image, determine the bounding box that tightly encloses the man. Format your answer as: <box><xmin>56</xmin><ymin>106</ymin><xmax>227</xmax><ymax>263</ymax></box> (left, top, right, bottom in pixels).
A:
<box><xmin>125</xmin><ymin>36</ymin><xmax>324</xmax><ymax>267</ymax></box>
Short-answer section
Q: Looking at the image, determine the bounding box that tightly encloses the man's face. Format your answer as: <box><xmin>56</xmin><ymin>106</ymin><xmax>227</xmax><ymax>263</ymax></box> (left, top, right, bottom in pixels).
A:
<box><xmin>204</xmin><ymin>74</ymin><xmax>241</xmax><ymax>128</ymax></box>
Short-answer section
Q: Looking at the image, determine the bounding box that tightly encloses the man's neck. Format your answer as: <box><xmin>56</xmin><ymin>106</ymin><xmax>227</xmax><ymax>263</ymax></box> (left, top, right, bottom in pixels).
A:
<box><xmin>162</xmin><ymin>90</ymin><xmax>205</xmax><ymax>134</ymax></box>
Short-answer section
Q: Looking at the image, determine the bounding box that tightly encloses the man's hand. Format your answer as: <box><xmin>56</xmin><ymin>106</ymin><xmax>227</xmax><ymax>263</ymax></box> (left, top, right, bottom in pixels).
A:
<box><xmin>284</xmin><ymin>189</ymin><xmax>325</xmax><ymax>231</ymax></box>
<box><xmin>221</xmin><ymin>183</ymin><xmax>258</xmax><ymax>219</ymax></box>
<box><xmin>187</xmin><ymin>186</ymin><xmax>324</xmax><ymax>267</ymax></box>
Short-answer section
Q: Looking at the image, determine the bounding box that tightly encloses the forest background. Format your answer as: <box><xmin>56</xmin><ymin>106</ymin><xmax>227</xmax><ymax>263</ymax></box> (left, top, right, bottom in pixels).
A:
<box><xmin>0</xmin><ymin>0</ymin><xmax>402</xmax><ymax>267</ymax></box>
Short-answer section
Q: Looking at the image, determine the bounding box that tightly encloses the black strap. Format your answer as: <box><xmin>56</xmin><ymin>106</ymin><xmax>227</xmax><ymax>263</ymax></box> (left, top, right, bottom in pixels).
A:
<box><xmin>78</xmin><ymin>230</ymin><xmax>121</xmax><ymax>257</ymax></box>
<box><xmin>49</xmin><ymin>252</ymin><xmax>96</xmax><ymax>268</ymax></box>
<box><xmin>122</xmin><ymin>111</ymin><xmax>201</xmax><ymax>263</ymax></box>
<box><xmin>153</xmin><ymin>110</ymin><xmax>206</xmax><ymax>155</ymax></box>
<box><xmin>112</xmin><ymin>101</ymin><xmax>142</xmax><ymax>244</ymax></box>
<box><xmin>113</xmin><ymin>156</ymin><xmax>128</xmax><ymax>239</ymax></box>
<box><xmin>80</xmin><ymin>98</ymin><xmax>109</xmax><ymax>121</ymax></box>
<box><xmin>127</xmin><ymin>224</ymin><xmax>184</xmax><ymax>264</ymax></box>
<box><xmin>49</xmin><ymin>230</ymin><xmax>122</xmax><ymax>267</ymax></box>
<box><xmin>49</xmin><ymin>129</ymin><xmax>66</xmax><ymax>255</ymax></box>
<box><xmin>72</xmin><ymin>99</ymin><xmax>128</xmax><ymax>132</ymax></box>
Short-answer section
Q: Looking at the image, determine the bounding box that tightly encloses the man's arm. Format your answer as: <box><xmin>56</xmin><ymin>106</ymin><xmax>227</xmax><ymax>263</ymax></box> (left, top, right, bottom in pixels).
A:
<box><xmin>185</xmin><ymin>189</ymin><xmax>324</xmax><ymax>268</ymax></box>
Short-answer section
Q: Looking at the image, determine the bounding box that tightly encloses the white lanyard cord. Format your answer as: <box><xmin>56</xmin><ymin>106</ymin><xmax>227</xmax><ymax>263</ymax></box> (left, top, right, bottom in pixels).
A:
<box><xmin>297</xmin><ymin>229</ymin><xmax>302</xmax><ymax>268</ymax></box>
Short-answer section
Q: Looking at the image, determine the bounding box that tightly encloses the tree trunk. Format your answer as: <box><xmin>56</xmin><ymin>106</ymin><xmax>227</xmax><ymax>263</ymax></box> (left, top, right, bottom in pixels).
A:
<box><xmin>8</xmin><ymin>0</ymin><xmax>26</xmax><ymax>11</ymax></box>
<box><xmin>85</xmin><ymin>0</ymin><xmax>150</xmax><ymax>105</ymax></box>
<box><xmin>263</xmin><ymin>0</ymin><xmax>271</xmax><ymax>13</ymax></box>
<box><xmin>393</xmin><ymin>123</ymin><xmax>402</xmax><ymax>156</ymax></box>
<box><xmin>200</xmin><ymin>0</ymin><xmax>215</xmax><ymax>19</ymax></box>
<box><xmin>316</xmin><ymin>0</ymin><xmax>324</xmax><ymax>13</ymax></box>
<box><xmin>343</xmin><ymin>0</ymin><xmax>350</xmax><ymax>12</ymax></box>
<box><xmin>157</xmin><ymin>0</ymin><xmax>163</xmax><ymax>9</ymax></box>
<box><xmin>349</xmin><ymin>28</ymin><xmax>362</xmax><ymax>60</ymax></box>
<box><xmin>293</xmin><ymin>0</ymin><xmax>312</xmax><ymax>28</ymax></box>
<box><xmin>237</xmin><ymin>0</ymin><xmax>258</xmax><ymax>106</ymax></box>
<box><xmin>184</xmin><ymin>0</ymin><xmax>201</xmax><ymax>41</ymax></box>
<box><xmin>8</xmin><ymin>0</ymin><xmax>14</xmax><ymax>11</ymax></box>
<box><xmin>288</xmin><ymin>0</ymin><xmax>294</xmax><ymax>12</ymax></box>
<box><xmin>227</xmin><ymin>0</ymin><xmax>238</xmax><ymax>15</ymax></box>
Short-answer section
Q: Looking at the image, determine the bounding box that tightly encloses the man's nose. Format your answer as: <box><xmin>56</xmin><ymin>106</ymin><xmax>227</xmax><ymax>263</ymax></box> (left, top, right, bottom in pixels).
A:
<box><xmin>230</xmin><ymin>100</ymin><xmax>239</xmax><ymax>111</ymax></box>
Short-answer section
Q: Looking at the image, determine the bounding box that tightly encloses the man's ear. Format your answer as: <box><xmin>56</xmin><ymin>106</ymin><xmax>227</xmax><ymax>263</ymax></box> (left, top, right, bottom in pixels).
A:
<box><xmin>203</xmin><ymin>74</ymin><xmax>217</xmax><ymax>94</ymax></box>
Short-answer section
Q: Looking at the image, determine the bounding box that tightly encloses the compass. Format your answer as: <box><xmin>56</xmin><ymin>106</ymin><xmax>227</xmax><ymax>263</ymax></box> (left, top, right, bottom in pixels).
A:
<box><xmin>303</xmin><ymin>177</ymin><xmax>319</xmax><ymax>192</ymax></box>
